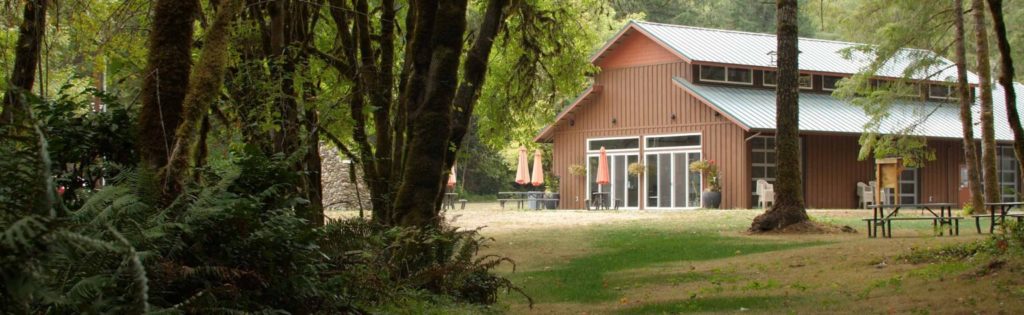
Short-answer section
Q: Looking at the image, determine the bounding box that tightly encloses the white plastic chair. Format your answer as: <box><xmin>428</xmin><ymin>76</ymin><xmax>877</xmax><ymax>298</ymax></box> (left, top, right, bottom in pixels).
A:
<box><xmin>756</xmin><ymin>180</ymin><xmax>775</xmax><ymax>209</ymax></box>
<box><xmin>857</xmin><ymin>182</ymin><xmax>875</xmax><ymax>209</ymax></box>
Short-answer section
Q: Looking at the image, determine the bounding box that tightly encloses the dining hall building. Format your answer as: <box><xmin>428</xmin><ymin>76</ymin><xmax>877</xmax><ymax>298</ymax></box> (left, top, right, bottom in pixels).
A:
<box><xmin>534</xmin><ymin>21</ymin><xmax>1024</xmax><ymax>210</ymax></box>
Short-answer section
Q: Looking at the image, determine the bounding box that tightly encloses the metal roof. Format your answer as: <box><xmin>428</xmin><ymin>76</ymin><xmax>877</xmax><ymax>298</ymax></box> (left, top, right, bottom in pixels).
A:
<box><xmin>634</xmin><ymin>21</ymin><xmax>978</xmax><ymax>84</ymax></box>
<box><xmin>672</xmin><ymin>78</ymin><xmax>1022</xmax><ymax>141</ymax></box>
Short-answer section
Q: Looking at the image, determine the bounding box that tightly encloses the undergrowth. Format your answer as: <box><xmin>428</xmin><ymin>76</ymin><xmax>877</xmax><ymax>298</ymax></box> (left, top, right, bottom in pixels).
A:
<box><xmin>1</xmin><ymin>118</ymin><xmax>528</xmax><ymax>313</ymax></box>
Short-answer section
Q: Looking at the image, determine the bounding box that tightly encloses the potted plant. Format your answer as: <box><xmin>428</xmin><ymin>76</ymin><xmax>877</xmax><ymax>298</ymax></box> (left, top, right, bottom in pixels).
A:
<box><xmin>689</xmin><ymin>159</ymin><xmax>721</xmax><ymax>208</ymax></box>
<box><xmin>627</xmin><ymin>162</ymin><xmax>645</xmax><ymax>176</ymax></box>
<box><xmin>568</xmin><ymin>163</ymin><xmax>586</xmax><ymax>177</ymax></box>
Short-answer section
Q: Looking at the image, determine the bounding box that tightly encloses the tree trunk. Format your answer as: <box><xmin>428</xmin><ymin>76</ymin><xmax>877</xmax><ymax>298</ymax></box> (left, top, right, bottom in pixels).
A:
<box><xmin>390</xmin><ymin>0</ymin><xmax>470</xmax><ymax>227</ymax></box>
<box><xmin>750</xmin><ymin>0</ymin><xmax>809</xmax><ymax>232</ymax></box>
<box><xmin>161</xmin><ymin>0</ymin><xmax>242</xmax><ymax>197</ymax></box>
<box><xmin>986</xmin><ymin>0</ymin><xmax>1024</xmax><ymax>199</ymax></box>
<box><xmin>1</xmin><ymin>0</ymin><xmax>47</xmax><ymax>126</ymax></box>
<box><xmin>954</xmin><ymin>0</ymin><xmax>986</xmax><ymax>213</ymax></box>
<box><xmin>972</xmin><ymin>0</ymin><xmax>1000</xmax><ymax>205</ymax></box>
<box><xmin>137</xmin><ymin>0</ymin><xmax>200</xmax><ymax>172</ymax></box>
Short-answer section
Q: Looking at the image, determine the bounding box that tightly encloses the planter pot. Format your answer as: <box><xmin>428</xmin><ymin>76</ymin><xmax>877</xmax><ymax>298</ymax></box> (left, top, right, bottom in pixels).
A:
<box><xmin>701</xmin><ymin>191</ymin><xmax>722</xmax><ymax>209</ymax></box>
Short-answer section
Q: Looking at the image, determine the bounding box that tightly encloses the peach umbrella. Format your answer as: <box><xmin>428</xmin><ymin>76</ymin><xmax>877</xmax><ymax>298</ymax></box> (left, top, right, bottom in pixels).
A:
<box><xmin>531</xmin><ymin>149</ymin><xmax>544</xmax><ymax>186</ymax></box>
<box><xmin>515</xmin><ymin>146</ymin><xmax>529</xmax><ymax>185</ymax></box>
<box><xmin>596</xmin><ymin>146</ymin><xmax>610</xmax><ymax>185</ymax></box>
<box><xmin>447</xmin><ymin>164</ymin><xmax>457</xmax><ymax>188</ymax></box>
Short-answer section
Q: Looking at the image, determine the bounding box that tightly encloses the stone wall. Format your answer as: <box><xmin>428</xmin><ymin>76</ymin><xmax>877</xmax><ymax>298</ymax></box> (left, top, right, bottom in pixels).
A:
<box><xmin>320</xmin><ymin>144</ymin><xmax>372</xmax><ymax>211</ymax></box>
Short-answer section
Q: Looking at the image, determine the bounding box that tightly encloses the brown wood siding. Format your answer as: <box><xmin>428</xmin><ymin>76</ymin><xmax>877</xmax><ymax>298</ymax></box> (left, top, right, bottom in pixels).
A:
<box><xmin>803</xmin><ymin>134</ymin><xmax>966</xmax><ymax>208</ymax></box>
<box><xmin>596</xmin><ymin>31</ymin><xmax>682</xmax><ymax>70</ymax></box>
<box><xmin>550</xmin><ymin>62</ymin><xmax>750</xmax><ymax>209</ymax></box>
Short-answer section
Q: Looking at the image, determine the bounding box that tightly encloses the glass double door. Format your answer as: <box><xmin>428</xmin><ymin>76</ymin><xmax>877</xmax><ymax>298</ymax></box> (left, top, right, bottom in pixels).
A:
<box><xmin>588</xmin><ymin>154</ymin><xmax>640</xmax><ymax>208</ymax></box>
<box><xmin>645</xmin><ymin>151</ymin><xmax>702</xmax><ymax>209</ymax></box>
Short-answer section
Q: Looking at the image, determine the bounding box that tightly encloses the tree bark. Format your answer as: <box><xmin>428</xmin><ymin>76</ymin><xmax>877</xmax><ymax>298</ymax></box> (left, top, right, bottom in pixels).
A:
<box><xmin>750</xmin><ymin>0</ymin><xmax>809</xmax><ymax>232</ymax></box>
<box><xmin>986</xmin><ymin>0</ymin><xmax>1024</xmax><ymax>199</ymax></box>
<box><xmin>391</xmin><ymin>0</ymin><xmax>470</xmax><ymax>227</ymax></box>
<box><xmin>1</xmin><ymin>0</ymin><xmax>48</xmax><ymax>126</ymax></box>
<box><xmin>137</xmin><ymin>0</ymin><xmax>200</xmax><ymax>172</ymax></box>
<box><xmin>955</xmin><ymin>0</ymin><xmax>986</xmax><ymax>213</ymax></box>
<box><xmin>972</xmin><ymin>0</ymin><xmax>1000</xmax><ymax>205</ymax></box>
<box><xmin>161</xmin><ymin>0</ymin><xmax>242</xmax><ymax>196</ymax></box>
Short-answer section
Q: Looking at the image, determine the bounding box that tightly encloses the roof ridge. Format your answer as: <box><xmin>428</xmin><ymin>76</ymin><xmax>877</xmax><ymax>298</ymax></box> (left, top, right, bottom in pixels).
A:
<box><xmin>631</xmin><ymin>20</ymin><xmax>875</xmax><ymax>48</ymax></box>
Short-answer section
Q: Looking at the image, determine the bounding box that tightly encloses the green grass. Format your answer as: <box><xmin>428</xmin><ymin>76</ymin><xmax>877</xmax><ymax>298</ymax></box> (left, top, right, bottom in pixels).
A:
<box><xmin>614</xmin><ymin>295</ymin><xmax>793</xmax><ymax>314</ymax></box>
<box><xmin>510</xmin><ymin>226</ymin><xmax>824</xmax><ymax>303</ymax></box>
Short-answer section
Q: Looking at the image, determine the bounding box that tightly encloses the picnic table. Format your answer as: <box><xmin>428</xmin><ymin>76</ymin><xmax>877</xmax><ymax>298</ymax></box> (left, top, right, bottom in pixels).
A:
<box><xmin>866</xmin><ymin>203</ymin><xmax>960</xmax><ymax>238</ymax></box>
<box><xmin>973</xmin><ymin>202</ymin><xmax>1024</xmax><ymax>234</ymax></box>
<box><xmin>588</xmin><ymin>192</ymin><xmax>611</xmax><ymax>210</ymax></box>
<box><xmin>497</xmin><ymin>191</ymin><xmax>558</xmax><ymax>209</ymax></box>
<box><xmin>442</xmin><ymin>193</ymin><xmax>467</xmax><ymax>210</ymax></box>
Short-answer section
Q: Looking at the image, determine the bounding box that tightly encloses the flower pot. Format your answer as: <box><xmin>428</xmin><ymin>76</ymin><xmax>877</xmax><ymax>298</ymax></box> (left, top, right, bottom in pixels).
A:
<box><xmin>701</xmin><ymin>191</ymin><xmax>722</xmax><ymax>209</ymax></box>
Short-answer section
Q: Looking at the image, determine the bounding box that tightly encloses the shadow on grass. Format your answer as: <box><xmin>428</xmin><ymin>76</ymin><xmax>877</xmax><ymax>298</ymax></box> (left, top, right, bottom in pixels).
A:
<box><xmin>615</xmin><ymin>295</ymin><xmax>792</xmax><ymax>314</ymax></box>
<box><xmin>511</xmin><ymin>227</ymin><xmax>823</xmax><ymax>303</ymax></box>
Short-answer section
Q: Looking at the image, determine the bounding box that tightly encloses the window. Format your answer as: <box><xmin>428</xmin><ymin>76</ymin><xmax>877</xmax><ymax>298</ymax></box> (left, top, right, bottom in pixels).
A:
<box><xmin>750</xmin><ymin>136</ymin><xmax>777</xmax><ymax>206</ymax></box>
<box><xmin>588</xmin><ymin>137</ymin><xmax>639</xmax><ymax>151</ymax></box>
<box><xmin>799</xmin><ymin>73</ymin><xmax>813</xmax><ymax>89</ymax></box>
<box><xmin>727</xmin><ymin>68</ymin><xmax>752</xmax><ymax>83</ymax></box>
<box><xmin>700</xmin><ymin>65</ymin><xmax>752</xmax><ymax>85</ymax></box>
<box><xmin>928</xmin><ymin>84</ymin><xmax>958</xmax><ymax>100</ymax></box>
<box><xmin>645</xmin><ymin>134</ymin><xmax>701</xmax><ymax>149</ymax></box>
<box><xmin>998</xmin><ymin>146</ymin><xmax>1020</xmax><ymax>202</ymax></box>
<box><xmin>822</xmin><ymin>76</ymin><xmax>843</xmax><ymax>91</ymax></box>
<box><xmin>763</xmin><ymin>71</ymin><xmax>812</xmax><ymax>89</ymax></box>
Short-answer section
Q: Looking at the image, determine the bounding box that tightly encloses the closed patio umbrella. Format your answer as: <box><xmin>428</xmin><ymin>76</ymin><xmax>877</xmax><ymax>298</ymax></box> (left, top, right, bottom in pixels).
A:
<box><xmin>447</xmin><ymin>163</ymin><xmax>457</xmax><ymax>188</ymax></box>
<box><xmin>531</xmin><ymin>149</ymin><xmax>544</xmax><ymax>186</ymax></box>
<box><xmin>596</xmin><ymin>146</ymin><xmax>610</xmax><ymax>185</ymax></box>
<box><xmin>515</xmin><ymin>146</ymin><xmax>529</xmax><ymax>185</ymax></box>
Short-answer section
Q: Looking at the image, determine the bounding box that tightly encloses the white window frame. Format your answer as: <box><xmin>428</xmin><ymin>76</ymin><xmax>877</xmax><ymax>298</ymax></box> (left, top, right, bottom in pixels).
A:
<box><xmin>928</xmin><ymin>84</ymin><xmax>959</xmax><ymax>101</ymax></box>
<box><xmin>750</xmin><ymin>136</ymin><xmax>777</xmax><ymax>198</ymax></box>
<box><xmin>586</xmin><ymin>152</ymin><xmax>641</xmax><ymax>210</ymax></box>
<box><xmin>700</xmin><ymin>65</ymin><xmax>753</xmax><ymax>85</ymax></box>
<box><xmin>821</xmin><ymin>75</ymin><xmax>843</xmax><ymax>91</ymax></box>
<box><xmin>643</xmin><ymin>133</ymin><xmax>702</xmax><ymax>151</ymax></box>
<box><xmin>586</xmin><ymin>136</ymin><xmax>640</xmax><ymax>153</ymax></box>
<box><xmin>997</xmin><ymin>145</ymin><xmax>1019</xmax><ymax>202</ymax></box>
<box><xmin>644</xmin><ymin>150</ymin><xmax>702</xmax><ymax>209</ymax></box>
<box><xmin>763</xmin><ymin>71</ymin><xmax>813</xmax><ymax>90</ymax></box>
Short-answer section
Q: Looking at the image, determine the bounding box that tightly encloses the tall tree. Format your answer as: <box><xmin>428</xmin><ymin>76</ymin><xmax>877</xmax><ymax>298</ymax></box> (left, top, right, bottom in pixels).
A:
<box><xmin>160</xmin><ymin>0</ymin><xmax>242</xmax><ymax>195</ymax></box>
<box><xmin>750</xmin><ymin>0</ymin><xmax>810</xmax><ymax>232</ymax></box>
<box><xmin>955</xmin><ymin>0</ymin><xmax>985</xmax><ymax>213</ymax></box>
<box><xmin>136</xmin><ymin>0</ymin><xmax>200</xmax><ymax>172</ymax></box>
<box><xmin>987</xmin><ymin>0</ymin><xmax>1024</xmax><ymax>190</ymax></box>
<box><xmin>0</xmin><ymin>0</ymin><xmax>47</xmax><ymax>126</ymax></box>
<box><xmin>972</xmin><ymin>0</ymin><xmax>1000</xmax><ymax>205</ymax></box>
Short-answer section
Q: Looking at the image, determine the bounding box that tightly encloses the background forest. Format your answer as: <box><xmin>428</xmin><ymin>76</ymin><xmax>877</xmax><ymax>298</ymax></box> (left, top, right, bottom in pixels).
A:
<box><xmin>2</xmin><ymin>0</ymin><xmax>1024</xmax><ymax>313</ymax></box>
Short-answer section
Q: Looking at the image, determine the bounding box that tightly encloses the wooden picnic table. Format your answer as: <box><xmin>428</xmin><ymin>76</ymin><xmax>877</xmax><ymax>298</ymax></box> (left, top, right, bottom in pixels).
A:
<box><xmin>497</xmin><ymin>191</ymin><xmax>559</xmax><ymax>209</ymax></box>
<box><xmin>866</xmin><ymin>203</ymin><xmax>959</xmax><ymax>238</ymax></box>
<box><xmin>442</xmin><ymin>193</ymin><xmax>466</xmax><ymax>210</ymax></box>
<box><xmin>974</xmin><ymin>202</ymin><xmax>1024</xmax><ymax>234</ymax></box>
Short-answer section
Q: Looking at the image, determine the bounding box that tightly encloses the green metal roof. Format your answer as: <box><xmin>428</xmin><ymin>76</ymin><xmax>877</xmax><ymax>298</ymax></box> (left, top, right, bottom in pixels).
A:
<box><xmin>673</xmin><ymin>78</ymin><xmax>1023</xmax><ymax>141</ymax></box>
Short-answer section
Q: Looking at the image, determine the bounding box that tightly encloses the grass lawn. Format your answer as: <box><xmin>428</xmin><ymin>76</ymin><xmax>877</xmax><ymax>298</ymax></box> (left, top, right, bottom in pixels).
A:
<box><xmin>426</xmin><ymin>206</ymin><xmax>1024</xmax><ymax>314</ymax></box>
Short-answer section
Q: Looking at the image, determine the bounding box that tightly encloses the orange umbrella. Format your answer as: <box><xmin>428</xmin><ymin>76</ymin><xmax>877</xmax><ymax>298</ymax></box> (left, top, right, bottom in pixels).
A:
<box><xmin>515</xmin><ymin>146</ymin><xmax>529</xmax><ymax>185</ymax></box>
<box><xmin>596</xmin><ymin>146</ymin><xmax>610</xmax><ymax>185</ymax></box>
<box><xmin>447</xmin><ymin>163</ymin><xmax>457</xmax><ymax>188</ymax></box>
<box><xmin>531</xmin><ymin>149</ymin><xmax>544</xmax><ymax>186</ymax></box>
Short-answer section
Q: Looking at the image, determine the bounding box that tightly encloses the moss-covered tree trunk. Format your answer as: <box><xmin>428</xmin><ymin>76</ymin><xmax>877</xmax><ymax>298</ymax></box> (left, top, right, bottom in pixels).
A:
<box><xmin>750</xmin><ymin>0</ymin><xmax>810</xmax><ymax>232</ymax></box>
<box><xmin>161</xmin><ymin>0</ymin><xmax>242</xmax><ymax>196</ymax></box>
<box><xmin>987</xmin><ymin>0</ymin><xmax>1024</xmax><ymax>198</ymax></box>
<box><xmin>954</xmin><ymin>0</ymin><xmax>985</xmax><ymax>213</ymax></box>
<box><xmin>137</xmin><ymin>0</ymin><xmax>199</xmax><ymax>172</ymax></box>
<box><xmin>972</xmin><ymin>0</ymin><xmax>1000</xmax><ymax>205</ymax></box>
<box><xmin>390</xmin><ymin>0</ymin><xmax>469</xmax><ymax>227</ymax></box>
<box><xmin>0</xmin><ymin>0</ymin><xmax>47</xmax><ymax>126</ymax></box>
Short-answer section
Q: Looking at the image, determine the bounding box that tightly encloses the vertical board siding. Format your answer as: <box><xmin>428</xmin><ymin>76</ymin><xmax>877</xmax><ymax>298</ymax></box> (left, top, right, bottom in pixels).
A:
<box><xmin>596</xmin><ymin>30</ymin><xmax>682</xmax><ymax>70</ymax></box>
<box><xmin>803</xmin><ymin>135</ymin><xmax>965</xmax><ymax>208</ymax></box>
<box><xmin>550</xmin><ymin>61</ymin><xmax>748</xmax><ymax>209</ymax></box>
